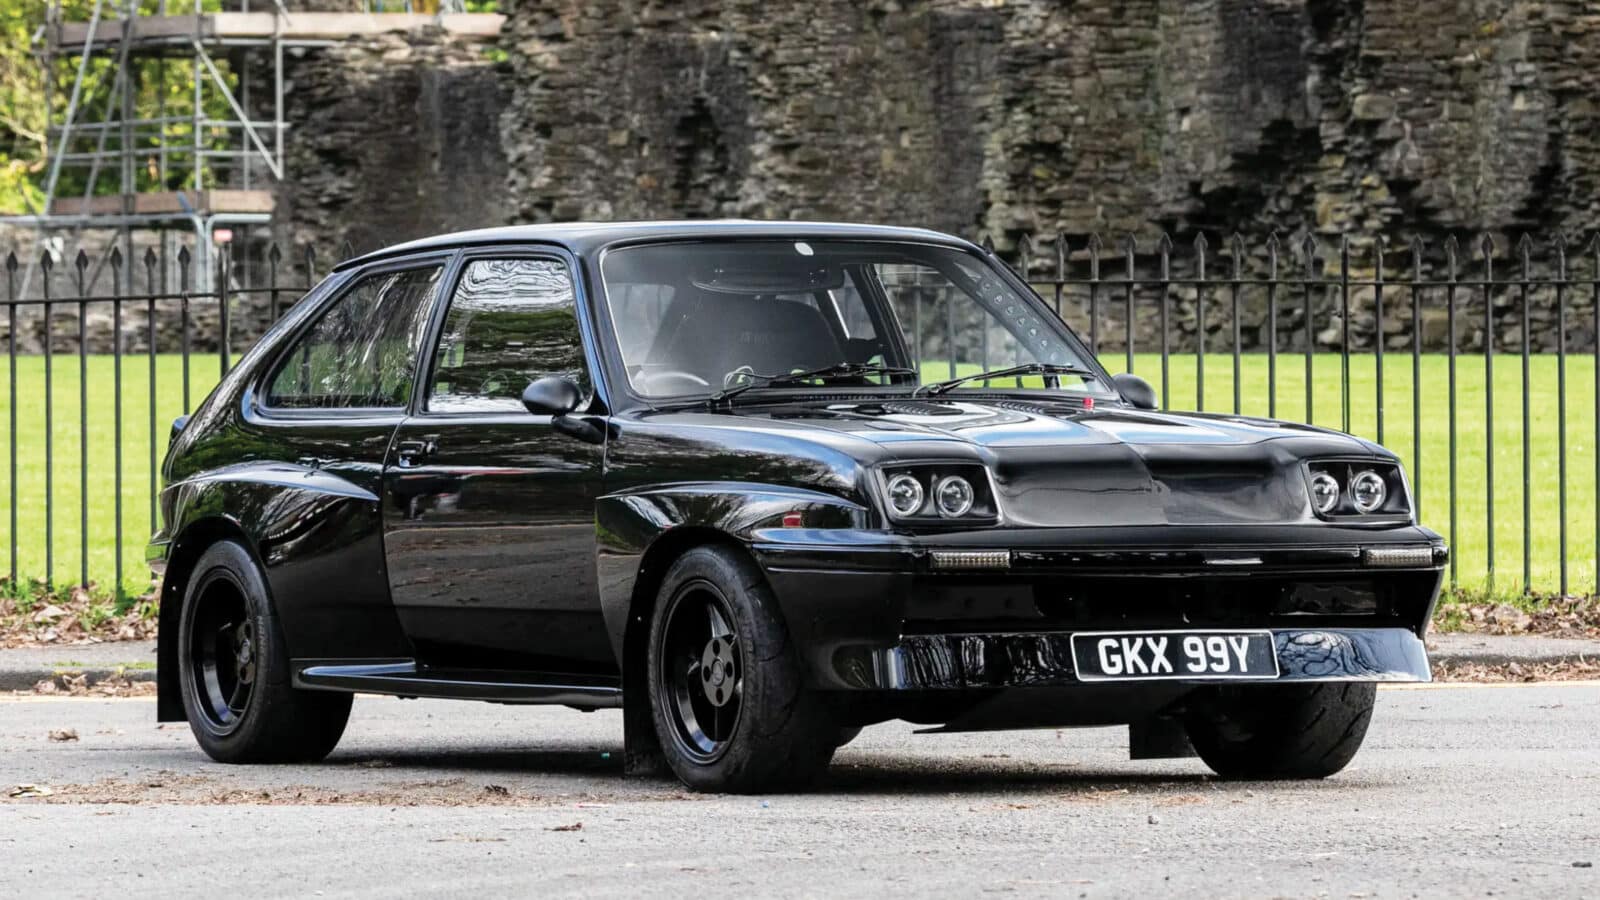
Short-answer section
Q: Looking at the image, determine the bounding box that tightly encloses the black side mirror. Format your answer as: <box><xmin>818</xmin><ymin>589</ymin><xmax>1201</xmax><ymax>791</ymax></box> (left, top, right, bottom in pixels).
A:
<box><xmin>1112</xmin><ymin>372</ymin><xmax>1158</xmax><ymax>410</ymax></box>
<box><xmin>521</xmin><ymin>376</ymin><xmax>582</xmax><ymax>416</ymax></box>
<box><xmin>523</xmin><ymin>376</ymin><xmax>605</xmax><ymax>444</ymax></box>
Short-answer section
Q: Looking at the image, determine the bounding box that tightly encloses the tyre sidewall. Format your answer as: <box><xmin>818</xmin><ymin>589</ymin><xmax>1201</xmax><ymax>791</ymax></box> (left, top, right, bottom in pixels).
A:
<box><xmin>646</xmin><ymin>546</ymin><xmax>831</xmax><ymax>792</ymax></box>
<box><xmin>176</xmin><ymin>540</ymin><xmax>285</xmax><ymax>762</ymax></box>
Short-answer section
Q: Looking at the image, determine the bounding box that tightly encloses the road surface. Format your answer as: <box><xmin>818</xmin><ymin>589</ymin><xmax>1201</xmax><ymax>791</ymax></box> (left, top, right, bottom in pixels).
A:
<box><xmin>2</xmin><ymin>682</ymin><xmax>1597</xmax><ymax>898</ymax></box>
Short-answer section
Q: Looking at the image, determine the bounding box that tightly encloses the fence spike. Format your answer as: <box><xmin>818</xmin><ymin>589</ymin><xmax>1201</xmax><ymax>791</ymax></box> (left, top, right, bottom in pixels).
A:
<box><xmin>1229</xmin><ymin>232</ymin><xmax>1245</xmax><ymax>275</ymax></box>
<box><xmin>1087</xmin><ymin>232</ymin><xmax>1103</xmax><ymax>254</ymax></box>
<box><xmin>1478</xmin><ymin>232</ymin><xmax>1495</xmax><ymax>260</ymax></box>
<box><xmin>268</xmin><ymin>243</ymin><xmax>282</xmax><ymax>266</ymax></box>
<box><xmin>5</xmin><ymin>251</ymin><xmax>16</xmax><ymax>273</ymax></box>
<box><xmin>980</xmin><ymin>235</ymin><xmax>995</xmax><ymax>254</ymax></box>
<box><xmin>75</xmin><ymin>248</ymin><xmax>88</xmax><ymax>273</ymax></box>
<box><xmin>304</xmin><ymin>244</ymin><xmax>318</xmax><ymax>281</ymax></box>
<box><xmin>39</xmin><ymin>249</ymin><xmax>53</xmax><ymax>271</ymax></box>
<box><xmin>1444</xmin><ymin>235</ymin><xmax>1459</xmax><ymax>272</ymax></box>
<box><xmin>142</xmin><ymin>246</ymin><xmax>157</xmax><ymax>269</ymax></box>
<box><xmin>1554</xmin><ymin>232</ymin><xmax>1569</xmax><ymax>279</ymax></box>
<box><xmin>1054</xmin><ymin>234</ymin><xmax>1067</xmax><ymax>281</ymax></box>
<box><xmin>109</xmin><ymin>246</ymin><xmax>122</xmax><ymax>269</ymax></box>
<box><xmin>1120</xmin><ymin>233</ymin><xmax>1137</xmax><ymax>256</ymax></box>
<box><xmin>1517</xmin><ymin>233</ymin><xmax>1535</xmax><ymax>276</ymax></box>
<box><xmin>1299</xmin><ymin>232</ymin><xmax>1318</xmax><ymax>268</ymax></box>
<box><xmin>1373</xmin><ymin>235</ymin><xmax>1386</xmax><ymax>272</ymax></box>
<box><xmin>177</xmin><ymin>245</ymin><xmax>191</xmax><ymax>267</ymax></box>
<box><xmin>1156</xmin><ymin>231</ymin><xmax>1174</xmax><ymax>253</ymax></box>
<box><xmin>1017</xmin><ymin>234</ymin><xmax>1033</xmax><ymax>276</ymax></box>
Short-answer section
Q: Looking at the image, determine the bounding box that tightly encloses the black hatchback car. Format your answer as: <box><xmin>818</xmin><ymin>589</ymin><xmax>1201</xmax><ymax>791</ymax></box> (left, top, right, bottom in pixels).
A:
<box><xmin>149</xmin><ymin>221</ymin><xmax>1445</xmax><ymax>792</ymax></box>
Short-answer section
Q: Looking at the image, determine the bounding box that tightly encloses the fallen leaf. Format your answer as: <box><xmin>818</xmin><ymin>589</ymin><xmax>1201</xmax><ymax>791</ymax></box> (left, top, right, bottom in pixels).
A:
<box><xmin>9</xmin><ymin>784</ymin><xmax>53</xmax><ymax>798</ymax></box>
<box><xmin>547</xmin><ymin>822</ymin><xmax>583</xmax><ymax>832</ymax></box>
<box><xmin>48</xmin><ymin>729</ymin><xmax>79</xmax><ymax>743</ymax></box>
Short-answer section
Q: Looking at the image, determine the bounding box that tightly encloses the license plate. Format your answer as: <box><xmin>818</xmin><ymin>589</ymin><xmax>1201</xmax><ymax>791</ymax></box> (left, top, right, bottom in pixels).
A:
<box><xmin>1070</xmin><ymin>630</ymin><xmax>1279</xmax><ymax>682</ymax></box>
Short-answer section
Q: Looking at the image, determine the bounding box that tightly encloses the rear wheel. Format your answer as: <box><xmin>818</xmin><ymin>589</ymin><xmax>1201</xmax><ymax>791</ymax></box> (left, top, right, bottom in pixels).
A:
<box><xmin>1184</xmin><ymin>682</ymin><xmax>1376</xmax><ymax>779</ymax></box>
<box><xmin>177</xmin><ymin>541</ymin><xmax>352</xmax><ymax>763</ymax></box>
<box><xmin>646</xmin><ymin>546</ymin><xmax>836</xmax><ymax>793</ymax></box>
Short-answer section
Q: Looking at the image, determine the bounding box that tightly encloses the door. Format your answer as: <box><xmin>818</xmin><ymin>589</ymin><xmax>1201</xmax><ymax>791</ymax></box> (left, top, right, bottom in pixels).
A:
<box><xmin>381</xmin><ymin>255</ymin><xmax>611</xmax><ymax>674</ymax></box>
<box><xmin>246</xmin><ymin>261</ymin><xmax>447</xmax><ymax>660</ymax></box>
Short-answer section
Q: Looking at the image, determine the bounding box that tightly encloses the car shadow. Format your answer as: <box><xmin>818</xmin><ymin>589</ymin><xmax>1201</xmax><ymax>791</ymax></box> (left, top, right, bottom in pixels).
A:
<box><xmin>315</xmin><ymin>743</ymin><xmax>1341</xmax><ymax>797</ymax></box>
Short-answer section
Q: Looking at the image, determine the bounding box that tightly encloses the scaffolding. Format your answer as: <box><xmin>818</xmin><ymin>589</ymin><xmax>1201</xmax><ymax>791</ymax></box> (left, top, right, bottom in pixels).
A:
<box><xmin>5</xmin><ymin>0</ymin><xmax>500</xmax><ymax>292</ymax></box>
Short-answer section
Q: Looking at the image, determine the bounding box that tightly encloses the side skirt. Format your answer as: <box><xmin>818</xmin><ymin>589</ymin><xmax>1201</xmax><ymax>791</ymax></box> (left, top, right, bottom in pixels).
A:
<box><xmin>292</xmin><ymin>659</ymin><xmax>623</xmax><ymax>709</ymax></box>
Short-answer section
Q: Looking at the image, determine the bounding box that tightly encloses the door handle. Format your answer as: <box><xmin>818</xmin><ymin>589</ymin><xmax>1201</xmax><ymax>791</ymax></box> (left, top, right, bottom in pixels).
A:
<box><xmin>395</xmin><ymin>438</ymin><xmax>436</xmax><ymax>467</ymax></box>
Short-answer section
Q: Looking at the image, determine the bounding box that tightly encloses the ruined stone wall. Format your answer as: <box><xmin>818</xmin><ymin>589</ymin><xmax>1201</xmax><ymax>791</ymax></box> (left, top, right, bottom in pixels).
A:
<box><xmin>277</xmin><ymin>26</ymin><xmax>513</xmax><ymax>260</ymax></box>
<box><xmin>492</xmin><ymin>0</ymin><xmax>1600</xmax><ymax>352</ymax></box>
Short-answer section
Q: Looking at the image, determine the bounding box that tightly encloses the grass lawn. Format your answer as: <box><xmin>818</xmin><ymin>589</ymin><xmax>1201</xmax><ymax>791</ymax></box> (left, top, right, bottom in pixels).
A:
<box><xmin>0</xmin><ymin>350</ymin><xmax>1595</xmax><ymax>601</ymax></box>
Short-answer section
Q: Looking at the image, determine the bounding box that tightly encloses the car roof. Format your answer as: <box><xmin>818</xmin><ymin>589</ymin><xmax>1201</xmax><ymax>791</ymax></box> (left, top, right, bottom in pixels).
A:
<box><xmin>334</xmin><ymin>220</ymin><xmax>979</xmax><ymax>271</ymax></box>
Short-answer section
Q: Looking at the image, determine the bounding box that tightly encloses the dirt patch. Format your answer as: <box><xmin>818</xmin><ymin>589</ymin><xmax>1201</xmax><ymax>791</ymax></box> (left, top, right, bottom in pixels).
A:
<box><xmin>0</xmin><ymin>580</ymin><xmax>158</xmax><ymax>649</ymax></box>
<box><xmin>2</xmin><ymin>773</ymin><xmax>698</xmax><ymax>808</ymax></box>
<box><xmin>20</xmin><ymin>672</ymin><xmax>156</xmax><ymax>698</ymax></box>
<box><xmin>1432</xmin><ymin>658</ymin><xmax>1600</xmax><ymax>682</ymax></box>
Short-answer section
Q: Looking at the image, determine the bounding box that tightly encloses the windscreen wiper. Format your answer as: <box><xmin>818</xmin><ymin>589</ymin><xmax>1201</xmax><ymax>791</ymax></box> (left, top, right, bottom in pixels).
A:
<box><xmin>918</xmin><ymin>362</ymin><xmax>1098</xmax><ymax>397</ymax></box>
<box><xmin>711</xmin><ymin>362</ymin><xmax>919</xmax><ymax>406</ymax></box>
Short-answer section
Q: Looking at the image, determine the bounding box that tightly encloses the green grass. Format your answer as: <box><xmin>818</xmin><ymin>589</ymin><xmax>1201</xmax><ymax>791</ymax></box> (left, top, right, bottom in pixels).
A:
<box><xmin>0</xmin><ymin>354</ymin><xmax>220</xmax><ymax>595</ymax></box>
<box><xmin>0</xmin><ymin>350</ymin><xmax>1595</xmax><ymax>600</ymax></box>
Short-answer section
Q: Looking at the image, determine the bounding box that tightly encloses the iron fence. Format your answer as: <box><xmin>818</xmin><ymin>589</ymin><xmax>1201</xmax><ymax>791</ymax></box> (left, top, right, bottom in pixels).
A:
<box><xmin>1</xmin><ymin>231</ymin><xmax>1597</xmax><ymax>600</ymax></box>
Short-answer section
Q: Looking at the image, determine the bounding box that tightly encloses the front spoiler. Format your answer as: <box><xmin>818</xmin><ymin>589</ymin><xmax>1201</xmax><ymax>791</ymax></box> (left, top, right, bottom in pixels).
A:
<box><xmin>828</xmin><ymin>627</ymin><xmax>1431</xmax><ymax>691</ymax></box>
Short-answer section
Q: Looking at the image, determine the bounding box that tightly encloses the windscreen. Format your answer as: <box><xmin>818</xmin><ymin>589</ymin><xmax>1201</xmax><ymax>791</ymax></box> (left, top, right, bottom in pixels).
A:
<box><xmin>600</xmin><ymin>239</ymin><xmax>1104</xmax><ymax>399</ymax></box>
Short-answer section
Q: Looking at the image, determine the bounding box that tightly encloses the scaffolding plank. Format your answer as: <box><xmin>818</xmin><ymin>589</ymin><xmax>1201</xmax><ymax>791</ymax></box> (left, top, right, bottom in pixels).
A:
<box><xmin>50</xmin><ymin>12</ymin><xmax>504</xmax><ymax>51</ymax></box>
<box><xmin>49</xmin><ymin>190</ymin><xmax>276</xmax><ymax>217</ymax></box>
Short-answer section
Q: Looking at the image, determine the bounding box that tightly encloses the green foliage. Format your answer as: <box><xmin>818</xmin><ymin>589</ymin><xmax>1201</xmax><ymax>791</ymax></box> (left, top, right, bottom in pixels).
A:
<box><xmin>0</xmin><ymin>0</ymin><xmax>235</xmax><ymax>214</ymax></box>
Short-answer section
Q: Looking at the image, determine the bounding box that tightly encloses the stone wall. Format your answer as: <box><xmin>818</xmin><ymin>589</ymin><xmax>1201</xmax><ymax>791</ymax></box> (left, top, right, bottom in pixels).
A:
<box><xmin>490</xmin><ymin>0</ymin><xmax>1600</xmax><ymax>352</ymax></box>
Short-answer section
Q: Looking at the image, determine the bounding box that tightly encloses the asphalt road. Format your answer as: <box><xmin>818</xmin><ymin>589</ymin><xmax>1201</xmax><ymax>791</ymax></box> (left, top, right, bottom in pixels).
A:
<box><xmin>2</xmin><ymin>683</ymin><xmax>1597</xmax><ymax>898</ymax></box>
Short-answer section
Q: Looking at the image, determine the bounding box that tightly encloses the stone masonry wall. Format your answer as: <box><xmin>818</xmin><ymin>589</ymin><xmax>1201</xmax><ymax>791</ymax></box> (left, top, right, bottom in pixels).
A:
<box><xmin>489</xmin><ymin>0</ymin><xmax>1600</xmax><ymax>353</ymax></box>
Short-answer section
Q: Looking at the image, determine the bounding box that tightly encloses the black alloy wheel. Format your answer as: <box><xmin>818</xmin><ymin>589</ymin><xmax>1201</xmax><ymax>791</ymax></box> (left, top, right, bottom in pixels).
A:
<box><xmin>657</xmin><ymin>579</ymin><xmax>744</xmax><ymax>764</ymax></box>
<box><xmin>187</xmin><ymin>568</ymin><xmax>257</xmax><ymax>734</ymax></box>
<box><xmin>645</xmin><ymin>545</ymin><xmax>838</xmax><ymax>793</ymax></box>
<box><xmin>176</xmin><ymin>540</ymin><xmax>352</xmax><ymax>764</ymax></box>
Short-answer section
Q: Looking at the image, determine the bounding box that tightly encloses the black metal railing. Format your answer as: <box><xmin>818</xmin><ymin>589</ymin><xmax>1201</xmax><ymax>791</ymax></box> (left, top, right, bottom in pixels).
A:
<box><xmin>1</xmin><ymin>231</ymin><xmax>1597</xmax><ymax>601</ymax></box>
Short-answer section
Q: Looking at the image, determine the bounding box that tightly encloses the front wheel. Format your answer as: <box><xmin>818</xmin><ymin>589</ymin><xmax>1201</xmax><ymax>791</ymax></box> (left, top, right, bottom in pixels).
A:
<box><xmin>646</xmin><ymin>546</ymin><xmax>837</xmax><ymax>793</ymax></box>
<box><xmin>1184</xmin><ymin>682</ymin><xmax>1376</xmax><ymax>780</ymax></box>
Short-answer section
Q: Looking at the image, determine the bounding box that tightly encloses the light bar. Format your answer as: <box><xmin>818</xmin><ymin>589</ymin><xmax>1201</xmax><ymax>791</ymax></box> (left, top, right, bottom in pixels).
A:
<box><xmin>929</xmin><ymin>550</ymin><xmax>1012</xmax><ymax>570</ymax></box>
<box><xmin>1363</xmin><ymin>547</ymin><xmax>1435</xmax><ymax>568</ymax></box>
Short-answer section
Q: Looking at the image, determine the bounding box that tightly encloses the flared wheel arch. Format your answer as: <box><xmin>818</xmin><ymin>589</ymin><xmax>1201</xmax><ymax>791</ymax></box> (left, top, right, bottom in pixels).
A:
<box><xmin>155</xmin><ymin>517</ymin><xmax>262</xmax><ymax>723</ymax></box>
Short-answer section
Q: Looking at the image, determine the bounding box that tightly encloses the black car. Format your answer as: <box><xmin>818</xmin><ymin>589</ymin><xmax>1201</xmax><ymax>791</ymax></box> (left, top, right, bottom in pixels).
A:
<box><xmin>149</xmin><ymin>221</ymin><xmax>1445</xmax><ymax>792</ymax></box>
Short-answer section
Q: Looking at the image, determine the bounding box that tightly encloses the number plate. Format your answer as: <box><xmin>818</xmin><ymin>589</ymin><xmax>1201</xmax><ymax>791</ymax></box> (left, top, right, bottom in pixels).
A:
<box><xmin>1070</xmin><ymin>630</ymin><xmax>1279</xmax><ymax>682</ymax></box>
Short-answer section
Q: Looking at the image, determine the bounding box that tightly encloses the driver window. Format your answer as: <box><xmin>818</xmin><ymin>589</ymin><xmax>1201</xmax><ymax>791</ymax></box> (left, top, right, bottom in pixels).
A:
<box><xmin>427</xmin><ymin>258</ymin><xmax>591</xmax><ymax>414</ymax></box>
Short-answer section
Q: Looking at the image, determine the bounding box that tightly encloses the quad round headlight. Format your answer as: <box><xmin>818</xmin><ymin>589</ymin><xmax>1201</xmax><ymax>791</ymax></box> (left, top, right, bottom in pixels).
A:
<box><xmin>1309</xmin><ymin>471</ymin><xmax>1340</xmax><ymax>514</ymax></box>
<box><xmin>886</xmin><ymin>473</ymin><xmax>925</xmax><ymax>516</ymax></box>
<box><xmin>1350</xmin><ymin>469</ymin><xmax>1387</xmax><ymax>513</ymax></box>
<box><xmin>934</xmin><ymin>475</ymin><xmax>975</xmax><ymax>518</ymax></box>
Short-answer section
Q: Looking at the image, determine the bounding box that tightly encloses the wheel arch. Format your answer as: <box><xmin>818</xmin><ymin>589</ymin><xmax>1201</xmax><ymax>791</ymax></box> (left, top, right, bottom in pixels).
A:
<box><xmin>155</xmin><ymin>516</ymin><xmax>259</xmax><ymax>722</ymax></box>
<box><xmin>619</xmin><ymin>526</ymin><xmax>762</xmax><ymax>775</ymax></box>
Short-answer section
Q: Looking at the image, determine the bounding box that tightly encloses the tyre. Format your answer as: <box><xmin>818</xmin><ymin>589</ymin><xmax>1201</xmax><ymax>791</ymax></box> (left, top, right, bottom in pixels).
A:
<box><xmin>646</xmin><ymin>545</ymin><xmax>837</xmax><ymax>793</ymax></box>
<box><xmin>177</xmin><ymin>540</ymin><xmax>352</xmax><ymax>763</ymax></box>
<box><xmin>1184</xmin><ymin>682</ymin><xmax>1376</xmax><ymax>780</ymax></box>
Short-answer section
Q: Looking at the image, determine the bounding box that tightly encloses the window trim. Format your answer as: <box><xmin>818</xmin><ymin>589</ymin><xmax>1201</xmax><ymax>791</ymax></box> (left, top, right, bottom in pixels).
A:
<box><xmin>250</xmin><ymin>251</ymin><xmax>458</xmax><ymax>421</ymax></box>
<box><xmin>410</xmin><ymin>245</ymin><xmax>604</xmax><ymax>421</ymax></box>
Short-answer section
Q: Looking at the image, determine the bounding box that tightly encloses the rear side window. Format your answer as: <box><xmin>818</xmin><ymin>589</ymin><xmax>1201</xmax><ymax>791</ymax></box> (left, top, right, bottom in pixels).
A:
<box><xmin>427</xmin><ymin>257</ymin><xmax>589</xmax><ymax>413</ymax></box>
<box><xmin>264</xmin><ymin>265</ymin><xmax>442</xmax><ymax>410</ymax></box>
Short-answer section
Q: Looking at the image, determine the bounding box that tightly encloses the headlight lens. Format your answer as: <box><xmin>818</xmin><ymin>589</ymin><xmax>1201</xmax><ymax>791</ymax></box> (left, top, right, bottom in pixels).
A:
<box><xmin>886</xmin><ymin>473</ymin><xmax>925</xmax><ymax>516</ymax></box>
<box><xmin>1350</xmin><ymin>469</ymin><xmax>1387</xmax><ymax>513</ymax></box>
<box><xmin>934</xmin><ymin>476</ymin><xmax>975</xmax><ymax>518</ymax></box>
<box><xmin>1309</xmin><ymin>471</ymin><xmax>1340</xmax><ymax>514</ymax></box>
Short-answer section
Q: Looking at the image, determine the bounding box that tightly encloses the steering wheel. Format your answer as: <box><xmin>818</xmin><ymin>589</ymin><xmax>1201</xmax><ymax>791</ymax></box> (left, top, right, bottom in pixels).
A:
<box><xmin>634</xmin><ymin>367</ymin><xmax>710</xmax><ymax>396</ymax></box>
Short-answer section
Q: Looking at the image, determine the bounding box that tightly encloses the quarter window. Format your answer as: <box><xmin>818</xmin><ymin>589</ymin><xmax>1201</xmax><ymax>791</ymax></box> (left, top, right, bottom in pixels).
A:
<box><xmin>428</xmin><ymin>258</ymin><xmax>589</xmax><ymax>413</ymax></box>
<box><xmin>263</xmin><ymin>265</ymin><xmax>442</xmax><ymax>409</ymax></box>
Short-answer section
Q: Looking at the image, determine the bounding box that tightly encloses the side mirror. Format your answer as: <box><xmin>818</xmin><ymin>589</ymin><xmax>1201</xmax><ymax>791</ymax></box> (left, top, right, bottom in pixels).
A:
<box><xmin>1112</xmin><ymin>372</ymin><xmax>1158</xmax><ymax>410</ymax></box>
<box><xmin>521</xmin><ymin>376</ymin><xmax>582</xmax><ymax>417</ymax></box>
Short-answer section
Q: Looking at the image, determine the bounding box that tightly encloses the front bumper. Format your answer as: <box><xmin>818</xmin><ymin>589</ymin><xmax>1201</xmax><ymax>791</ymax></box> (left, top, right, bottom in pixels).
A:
<box><xmin>752</xmin><ymin>524</ymin><xmax>1446</xmax><ymax>691</ymax></box>
<box><xmin>835</xmin><ymin>626</ymin><xmax>1430</xmax><ymax>690</ymax></box>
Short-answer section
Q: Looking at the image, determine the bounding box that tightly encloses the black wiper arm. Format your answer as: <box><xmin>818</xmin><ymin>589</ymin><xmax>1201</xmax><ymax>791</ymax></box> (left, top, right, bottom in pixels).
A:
<box><xmin>711</xmin><ymin>362</ymin><xmax>918</xmax><ymax>406</ymax></box>
<box><xmin>919</xmin><ymin>362</ymin><xmax>1097</xmax><ymax>397</ymax></box>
